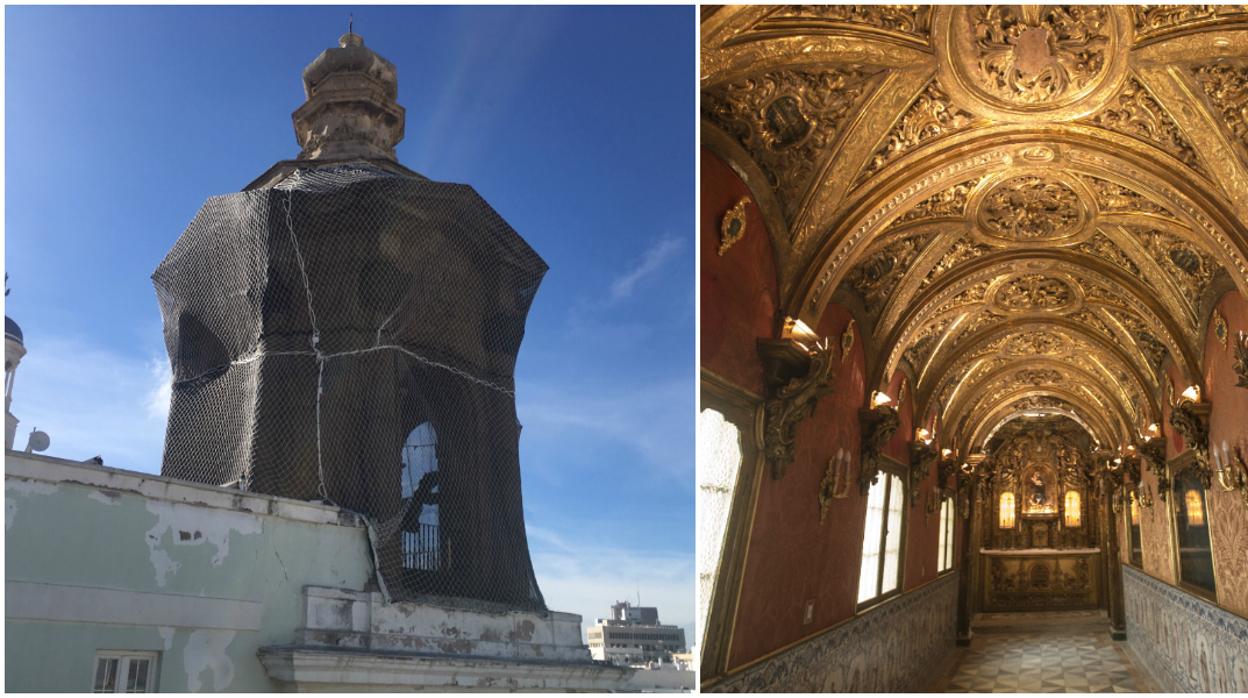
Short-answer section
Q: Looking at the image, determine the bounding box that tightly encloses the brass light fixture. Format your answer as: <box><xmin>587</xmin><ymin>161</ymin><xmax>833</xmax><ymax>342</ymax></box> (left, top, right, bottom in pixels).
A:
<box><xmin>1139</xmin><ymin>430</ymin><xmax>1170</xmax><ymax>502</ymax></box>
<box><xmin>859</xmin><ymin>396</ymin><xmax>900</xmax><ymax>494</ymax></box>
<box><xmin>758</xmin><ymin>318</ymin><xmax>836</xmax><ymax>480</ymax></box>
<box><xmin>1169</xmin><ymin>385</ymin><xmax>1211</xmax><ymax>486</ymax></box>
<box><xmin>1213</xmin><ymin>437</ymin><xmax>1248</xmax><ymax>507</ymax></box>
<box><xmin>909</xmin><ymin>427</ymin><xmax>937</xmax><ymax>506</ymax></box>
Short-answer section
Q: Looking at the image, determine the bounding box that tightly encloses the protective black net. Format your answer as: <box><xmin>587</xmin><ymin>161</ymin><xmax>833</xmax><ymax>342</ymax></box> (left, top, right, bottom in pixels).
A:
<box><xmin>154</xmin><ymin>164</ymin><xmax>548</xmax><ymax>612</ymax></box>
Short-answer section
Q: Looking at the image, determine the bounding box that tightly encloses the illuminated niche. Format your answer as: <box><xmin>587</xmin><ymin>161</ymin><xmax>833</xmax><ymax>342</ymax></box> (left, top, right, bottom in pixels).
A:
<box><xmin>1063</xmin><ymin>490</ymin><xmax>1081</xmax><ymax>528</ymax></box>
<box><xmin>999</xmin><ymin>491</ymin><xmax>1016</xmax><ymax>529</ymax></box>
<box><xmin>1185</xmin><ymin>489</ymin><xmax>1205</xmax><ymax>527</ymax></box>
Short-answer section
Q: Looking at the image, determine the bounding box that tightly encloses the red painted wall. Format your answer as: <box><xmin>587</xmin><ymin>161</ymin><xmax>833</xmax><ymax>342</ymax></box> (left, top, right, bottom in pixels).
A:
<box><xmin>1201</xmin><ymin>291</ymin><xmax>1248</xmax><ymax>618</ymax></box>
<box><xmin>701</xmin><ymin>148</ymin><xmax>778</xmax><ymax>397</ymax></box>
<box><xmin>726</xmin><ymin>303</ymin><xmax>868</xmax><ymax>668</ymax></box>
<box><xmin>702</xmin><ymin>146</ymin><xmax>954</xmax><ymax>670</ymax></box>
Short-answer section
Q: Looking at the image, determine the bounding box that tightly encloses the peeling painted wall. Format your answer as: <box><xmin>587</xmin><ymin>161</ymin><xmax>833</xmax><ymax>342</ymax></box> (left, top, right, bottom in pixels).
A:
<box><xmin>5</xmin><ymin>454</ymin><xmax>373</xmax><ymax>692</ymax></box>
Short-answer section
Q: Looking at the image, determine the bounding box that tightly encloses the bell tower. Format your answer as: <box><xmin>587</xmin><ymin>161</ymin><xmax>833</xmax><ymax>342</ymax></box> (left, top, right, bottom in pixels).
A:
<box><xmin>154</xmin><ymin>31</ymin><xmax>548</xmax><ymax>611</ymax></box>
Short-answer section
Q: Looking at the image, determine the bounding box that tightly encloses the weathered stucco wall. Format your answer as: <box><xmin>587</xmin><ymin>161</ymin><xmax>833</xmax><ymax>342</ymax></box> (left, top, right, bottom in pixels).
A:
<box><xmin>5</xmin><ymin>453</ymin><xmax>373</xmax><ymax>692</ymax></box>
<box><xmin>708</xmin><ymin>574</ymin><xmax>957</xmax><ymax>692</ymax></box>
<box><xmin>1123</xmin><ymin>565</ymin><xmax>1248</xmax><ymax>692</ymax></box>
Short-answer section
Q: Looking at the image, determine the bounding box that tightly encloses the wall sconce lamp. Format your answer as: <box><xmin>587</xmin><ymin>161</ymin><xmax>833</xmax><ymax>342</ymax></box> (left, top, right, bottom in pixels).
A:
<box><xmin>758</xmin><ymin>321</ymin><xmax>836</xmax><ymax>480</ymax></box>
<box><xmin>782</xmin><ymin>316</ymin><xmax>819</xmax><ymax>347</ymax></box>
<box><xmin>1180</xmin><ymin>384</ymin><xmax>1201</xmax><ymax>403</ymax></box>
<box><xmin>871</xmin><ymin>390</ymin><xmax>894</xmax><ymax>409</ymax></box>
<box><xmin>936</xmin><ymin>451</ymin><xmax>958</xmax><ymax>498</ymax></box>
<box><xmin>1213</xmin><ymin>438</ymin><xmax>1248</xmax><ymax>507</ymax></box>
<box><xmin>859</xmin><ymin>398</ymin><xmax>900</xmax><ymax>495</ymax></box>
<box><xmin>1136</xmin><ymin>430</ymin><xmax>1170</xmax><ymax>502</ymax></box>
<box><xmin>909</xmin><ymin>432</ymin><xmax>938</xmax><ymax>507</ymax></box>
<box><xmin>1169</xmin><ymin>385</ymin><xmax>1211</xmax><ymax>486</ymax></box>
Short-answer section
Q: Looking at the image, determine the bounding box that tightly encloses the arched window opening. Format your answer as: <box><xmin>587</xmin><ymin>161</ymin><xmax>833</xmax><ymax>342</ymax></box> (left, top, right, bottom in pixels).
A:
<box><xmin>999</xmin><ymin>492</ymin><xmax>1016</xmax><ymax>529</ymax></box>
<box><xmin>1063</xmin><ymin>490</ymin><xmax>1081</xmax><ymax>528</ymax></box>
<box><xmin>937</xmin><ymin>495</ymin><xmax>955</xmax><ymax>573</ymax></box>
<box><xmin>858</xmin><ymin>470</ymin><xmax>905</xmax><ymax>605</ymax></box>
<box><xmin>1174</xmin><ymin>470</ymin><xmax>1215</xmax><ymax>597</ymax></box>
<box><xmin>696</xmin><ymin>408</ymin><xmax>743</xmax><ymax>648</ymax></box>
<box><xmin>400</xmin><ymin>422</ymin><xmax>440</xmax><ymax>571</ymax></box>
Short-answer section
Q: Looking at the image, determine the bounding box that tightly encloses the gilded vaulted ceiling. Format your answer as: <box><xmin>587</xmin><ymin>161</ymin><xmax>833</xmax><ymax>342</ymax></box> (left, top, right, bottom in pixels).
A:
<box><xmin>703</xmin><ymin>5</ymin><xmax>1248</xmax><ymax>455</ymax></box>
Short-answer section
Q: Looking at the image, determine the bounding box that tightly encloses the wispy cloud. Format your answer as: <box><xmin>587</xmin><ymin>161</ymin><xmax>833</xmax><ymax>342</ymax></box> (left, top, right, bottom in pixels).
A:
<box><xmin>517</xmin><ymin>377</ymin><xmax>693</xmax><ymax>482</ymax></box>
<box><xmin>608</xmin><ymin>235</ymin><xmax>683</xmax><ymax>302</ymax></box>
<box><xmin>527</xmin><ymin>523</ymin><xmax>695</xmax><ymax>643</ymax></box>
<box><xmin>145</xmin><ymin>356</ymin><xmax>172</xmax><ymax>421</ymax></box>
<box><xmin>10</xmin><ymin>333</ymin><xmax>169</xmax><ymax>472</ymax></box>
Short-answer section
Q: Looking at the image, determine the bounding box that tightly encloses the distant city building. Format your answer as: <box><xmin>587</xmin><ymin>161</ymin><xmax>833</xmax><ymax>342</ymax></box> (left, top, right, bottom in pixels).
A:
<box><xmin>587</xmin><ymin>601</ymin><xmax>688</xmax><ymax>666</ymax></box>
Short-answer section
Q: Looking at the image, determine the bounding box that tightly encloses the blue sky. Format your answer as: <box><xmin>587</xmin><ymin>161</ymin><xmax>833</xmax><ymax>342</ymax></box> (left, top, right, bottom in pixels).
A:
<box><xmin>5</xmin><ymin>5</ymin><xmax>694</xmax><ymax>638</ymax></box>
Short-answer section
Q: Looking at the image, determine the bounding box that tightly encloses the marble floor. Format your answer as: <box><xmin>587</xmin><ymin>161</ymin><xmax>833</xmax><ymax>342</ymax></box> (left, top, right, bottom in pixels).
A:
<box><xmin>934</xmin><ymin>611</ymin><xmax>1157</xmax><ymax>693</ymax></box>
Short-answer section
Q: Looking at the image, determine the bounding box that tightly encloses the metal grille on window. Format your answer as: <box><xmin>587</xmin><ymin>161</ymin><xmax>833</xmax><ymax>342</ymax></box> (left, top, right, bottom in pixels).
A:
<box><xmin>94</xmin><ymin>654</ymin><xmax>155</xmax><ymax>693</ymax></box>
<box><xmin>94</xmin><ymin>658</ymin><xmax>119</xmax><ymax>693</ymax></box>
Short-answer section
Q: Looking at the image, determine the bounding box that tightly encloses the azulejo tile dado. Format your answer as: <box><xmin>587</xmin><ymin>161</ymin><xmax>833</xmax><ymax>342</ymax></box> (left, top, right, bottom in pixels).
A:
<box><xmin>708</xmin><ymin>574</ymin><xmax>957</xmax><ymax>692</ymax></box>
<box><xmin>1123</xmin><ymin>564</ymin><xmax>1248</xmax><ymax>692</ymax></box>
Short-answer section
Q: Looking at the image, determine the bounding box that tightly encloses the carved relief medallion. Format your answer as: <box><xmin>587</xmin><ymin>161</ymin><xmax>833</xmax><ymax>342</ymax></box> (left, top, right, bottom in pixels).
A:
<box><xmin>1001</xmin><ymin>331</ymin><xmax>1065</xmax><ymax>357</ymax></box>
<box><xmin>719</xmin><ymin>197</ymin><xmax>750</xmax><ymax>256</ymax></box>
<box><xmin>993</xmin><ymin>274</ymin><xmax>1079</xmax><ymax>314</ymax></box>
<box><xmin>1213</xmin><ymin>309</ymin><xmax>1228</xmax><ymax>349</ymax></box>
<box><xmin>975</xmin><ymin>175</ymin><xmax>1092</xmax><ymax>244</ymax></box>
<box><xmin>934</xmin><ymin>6</ymin><xmax>1131</xmax><ymax>121</ymax></box>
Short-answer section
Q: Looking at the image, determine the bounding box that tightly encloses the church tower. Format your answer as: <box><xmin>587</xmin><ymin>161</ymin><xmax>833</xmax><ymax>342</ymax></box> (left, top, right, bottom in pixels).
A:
<box><xmin>154</xmin><ymin>31</ymin><xmax>547</xmax><ymax>611</ymax></box>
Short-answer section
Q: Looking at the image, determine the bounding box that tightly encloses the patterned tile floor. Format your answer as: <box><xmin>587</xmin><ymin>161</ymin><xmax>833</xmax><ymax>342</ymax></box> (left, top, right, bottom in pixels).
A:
<box><xmin>938</xmin><ymin>613</ymin><xmax>1157</xmax><ymax>693</ymax></box>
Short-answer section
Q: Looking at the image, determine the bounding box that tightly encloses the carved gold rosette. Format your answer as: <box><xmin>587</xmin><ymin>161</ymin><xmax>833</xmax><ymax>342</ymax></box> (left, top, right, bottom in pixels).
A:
<box><xmin>933</xmin><ymin>5</ymin><xmax>1134</xmax><ymax>122</ymax></box>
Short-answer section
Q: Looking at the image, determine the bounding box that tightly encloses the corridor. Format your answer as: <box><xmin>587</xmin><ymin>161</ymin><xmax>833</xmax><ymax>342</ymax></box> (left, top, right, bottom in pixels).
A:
<box><xmin>934</xmin><ymin>612</ymin><xmax>1156</xmax><ymax>693</ymax></box>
